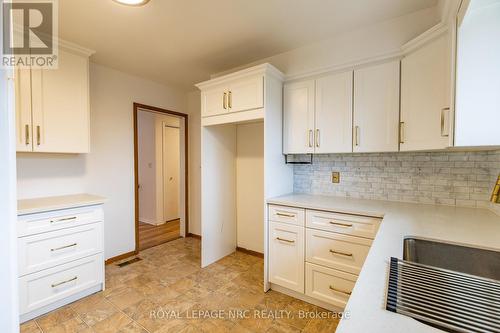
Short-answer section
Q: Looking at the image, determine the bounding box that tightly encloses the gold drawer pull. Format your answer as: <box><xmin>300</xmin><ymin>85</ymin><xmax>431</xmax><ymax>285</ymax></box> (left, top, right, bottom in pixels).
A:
<box><xmin>329</xmin><ymin>249</ymin><xmax>353</xmax><ymax>257</ymax></box>
<box><xmin>276</xmin><ymin>237</ymin><xmax>295</xmax><ymax>243</ymax></box>
<box><xmin>276</xmin><ymin>212</ymin><xmax>295</xmax><ymax>218</ymax></box>
<box><xmin>50</xmin><ymin>216</ymin><xmax>77</xmax><ymax>223</ymax></box>
<box><xmin>329</xmin><ymin>285</ymin><xmax>352</xmax><ymax>296</ymax></box>
<box><xmin>51</xmin><ymin>243</ymin><xmax>77</xmax><ymax>252</ymax></box>
<box><xmin>51</xmin><ymin>276</ymin><xmax>78</xmax><ymax>288</ymax></box>
<box><xmin>25</xmin><ymin>124</ymin><xmax>30</xmax><ymax>145</ymax></box>
<box><xmin>329</xmin><ymin>221</ymin><xmax>353</xmax><ymax>228</ymax></box>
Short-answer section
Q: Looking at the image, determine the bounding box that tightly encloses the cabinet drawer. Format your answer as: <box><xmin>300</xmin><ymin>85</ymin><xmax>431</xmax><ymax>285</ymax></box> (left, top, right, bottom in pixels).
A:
<box><xmin>268</xmin><ymin>205</ymin><xmax>305</xmax><ymax>226</ymax></box>
<box><xmin>19</xmin><ymin>254</ymin><xmax>103</xmax><ymax>315</ymax></box>
<box><xmin>306</xmin><ymin>210</ymin><xmax>380</xmax><ymax>239</ymax></box>
<box><xmin>305</xmin><ymin>263</ymin><xmax>357</xmax><ymax>308</ymax></box>
<box><xmin>306</xmin><ymin>229</ymin><xmax>371</xmax><ymax>275</ymax></box>
<box><xmin>18</xmin><ymin>206</ymin><xmax>103</xmax><ymax>237</ymax></box>
<box><xmin>269</xmin><ymin>221</ymin><xmax>304</xmax><ymax>293</ymax></box>
<box><xmin>18</xmin><ymin>223</ymin><xmax>103</xmax><ymax>276</ymax></box>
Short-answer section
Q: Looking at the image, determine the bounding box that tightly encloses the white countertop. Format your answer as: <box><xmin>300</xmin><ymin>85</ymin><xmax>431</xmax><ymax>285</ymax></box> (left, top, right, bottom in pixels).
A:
<box><xmin>18</xmin><ymin>194</ymin><xmax>106</xmax><ymax>215</ymax></box>
<box><xmin>267</xmin><ymin>194</ymin><xmax>500</xmax><ymax>333</ymax></box>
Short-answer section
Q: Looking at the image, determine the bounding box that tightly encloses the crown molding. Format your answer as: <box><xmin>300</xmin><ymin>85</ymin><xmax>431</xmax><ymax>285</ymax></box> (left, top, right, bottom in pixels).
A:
<box><xmin>58</xmin><ymin>38</ymin><xmax>95</xmax><ymax>57</ymax></box>
<box><xmin>195</xmin><ymin>63</ymin><xmax>284</xmax><ymax>90</ymax></box>
<box><xmin>401</xmin><ymin>22</ymin><xmax>449</xmax><ymax>54</ymax></box>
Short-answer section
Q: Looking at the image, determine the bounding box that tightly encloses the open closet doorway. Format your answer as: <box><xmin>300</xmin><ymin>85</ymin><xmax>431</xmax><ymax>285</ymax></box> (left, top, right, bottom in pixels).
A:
<box><xmin>133</xmin><ymin>103</ymin><xmax>189</xmax><ymax>252</ymax></box>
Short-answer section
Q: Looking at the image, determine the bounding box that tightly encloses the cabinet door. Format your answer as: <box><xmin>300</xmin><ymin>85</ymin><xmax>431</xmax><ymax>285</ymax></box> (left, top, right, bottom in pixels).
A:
<box><xmin>401</xmin><ymin>34</ymin><xmax>451</xmax><ymax>151</ymax></box>
<box><xmin>31</xmin><ymin>49</ymin><xmax>90</xmax><ymax>153</ymax></box>
<box><xmin>283</xmin><ymin>80</ymin><xmax>315</xmax><ymax>154</ymax></box>
<box><xmin>228</xmin><ymin>75</ymin><xmax>263</xmax><ymax>113</ymax></box>
<box><xmin>315</xmin><ymin>71</ymin><xmax>353</xmax><ymax>153</ymax></box>
<box><xmin>201</xmin><ymin>86</ymin><xmax>227</xmax><ymax>117</ymax></box>
<box><xmin>269</xmin><ymin>221</ymin><xmax>304</xmax><ymax>293</ymax></box>
<box><xmin>15</xmin><ymin>68</ymin><xmax>33</xmax><ymax>152</ymax></box>
<box><xmin>353</xmin><ymin>61</ymin><xmax>400</xmax><ymax>152</ymax></box>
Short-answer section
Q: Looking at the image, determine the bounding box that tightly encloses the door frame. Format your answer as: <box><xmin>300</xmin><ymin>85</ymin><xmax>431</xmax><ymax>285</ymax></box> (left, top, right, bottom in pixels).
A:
<box><xmin>133</xmin><ymin>102</ymin><xmax>189</xmax><ymax>253</ymax></box>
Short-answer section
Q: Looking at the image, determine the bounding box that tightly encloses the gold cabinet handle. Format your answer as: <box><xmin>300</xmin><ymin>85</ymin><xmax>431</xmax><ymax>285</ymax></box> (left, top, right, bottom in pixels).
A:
<box><xmin>223</xmin><ymin>92</ymin><xmax>227</xmax><ymax>110</ymax></box>
<box><xmin>36</xmin><ymin>125</ymin><xmax>41</xmax><ymax>146</ymax></box>
<box><xmin>25</xmin><ymin>124</ymin><xmax>30</xmax><ymax>145</ymax></box>
<box><xmin>329</xmin><ymin>221</ymin><xmax>353</xmax><ymax>228</ymax></box>
<box><xmin>308</xmin><ymin>129</ymin><xmax>313</xmax><ymax>148</ymax></box>
<box><xmin>228</xmin><ymin>91</ymin><xmax>232</xmax><ymax>108</ymax></box>
<box><xmin>51</xmin><ymin>276</ymin><xmax>78</xmax><ymax>288</ymax></box>
<box><xmin>329</xmin><ymin>249</ymin><xmax>353</xmax><ymax>257</ymax></box>
<box><xmin>399</xmin><ymin>122</ymin><xmax>405</xmax><ymax>144</ymax></box>
<box><xmin>441</xmin><ymin>107</ymin><xmax>450</xmax><ymax>137</ymax></box>
<box><xmin>354</xmin><ymin>126</ymin><xmax>360</xmax><ymax>146</ymax></box>
<box><xmin>329</xmin><ymin>285</ymin><xmax>352</xmax><ymax>296</ymax></box>
<box><xmin>276</xmin><ymin>212</ymin><xmax>295</xmax><ymax>218</ymax></box>
<box><xmin>51</xmin><ymin>243</ymin><xmax>77</xmax><ymax>252</ymax></box>
<box><xmin>50</xmin><ymin>216</ymin><xmax>77</xmax><ymax>224</ymax></box>
<box><xmin>276</xmin><ymin>237</ymin><xmax>295</xmax><ymax>243</ymax></box>
<box><xmin>315</xmin><ymin>129</ymin><xmax>320</xmax><ymax>148</ymax></box>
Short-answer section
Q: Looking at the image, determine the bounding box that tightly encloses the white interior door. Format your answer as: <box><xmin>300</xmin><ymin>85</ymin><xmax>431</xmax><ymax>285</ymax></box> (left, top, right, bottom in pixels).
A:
<box><xmin>162</xmin><ymin>124</ymin><xmax>180</xmax><ymax>222</ymax></box>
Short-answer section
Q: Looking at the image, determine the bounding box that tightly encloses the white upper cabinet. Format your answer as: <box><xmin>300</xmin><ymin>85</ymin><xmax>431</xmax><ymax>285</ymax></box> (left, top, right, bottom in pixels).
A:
<box><xmin>201</xmin><ymin>86</ymin><xmax>228</xmax><ymax>117</ymax></box>
<box><xmin>353</xmin><ymin>61</ymin><xmax>400</xmax><ymax>153</ymax></box>
<box><xmin>315</xmin><ymin>71</ymin><xmax>353</xmax><ymax>153</ymax></box>
<box><xmin>31</xmin><ymin>49</ymin><xmax>90</xmax><ymax>153</ymax></box>
<box><xmin>15</xmin><ymin>45</ymin><xmax>93</xmax><ymax>154</ymax></box>
<box><xmin>400</xmin><ymin>33</ymin><xmax>451</xmax><ymax>151</ymax></box>
<box><xmin>228</xmin><ymin>76</ymin><xmax>264</xmax><ymax>113</ymax></box>
<box><xmin>283</xmin><ymin>80</ymin><xmax>315</xmax><ymax>154</ymax></box>
<box><xmin>455</xmin><ymin>0</ymin><xmax>500</xmax><ymax>147</ymax></box>
<box><xmin>199</xmin><ymin>74</ymin><xmax>264</xmax><ymax>118</ymax></box>
<box><xmin>15</xmin><ymin>68</ymin><xmax>33</xmax><ymax>152</ymax></box>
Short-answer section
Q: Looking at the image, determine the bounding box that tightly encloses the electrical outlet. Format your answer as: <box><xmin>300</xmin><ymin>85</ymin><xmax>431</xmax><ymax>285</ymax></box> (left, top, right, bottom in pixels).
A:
<box><xmin>331</xmin><ymin>172</ymin><xmax>340</xmax><ymax>183</ymax></box>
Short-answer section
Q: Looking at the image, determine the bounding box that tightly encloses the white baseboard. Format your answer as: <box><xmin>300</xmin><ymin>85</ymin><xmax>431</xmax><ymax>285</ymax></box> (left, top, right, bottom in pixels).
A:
<box><xmin>139</xmin><ymin>218</ymin><xmax>164</xmax><ymax>226</ymax></box>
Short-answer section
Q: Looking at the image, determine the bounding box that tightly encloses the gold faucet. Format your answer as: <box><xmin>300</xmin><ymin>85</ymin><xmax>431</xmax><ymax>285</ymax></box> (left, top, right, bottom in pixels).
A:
<box><xmin>491</xmin><ymin>175</ymin><xmax>500</xmax><ymax>203</ymax></box>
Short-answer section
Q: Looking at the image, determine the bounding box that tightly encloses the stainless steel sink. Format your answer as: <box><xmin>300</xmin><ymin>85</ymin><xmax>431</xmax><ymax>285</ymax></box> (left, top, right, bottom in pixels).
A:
<box><xmin>403</xmin><ymin>237</ymin><xmax>500</xmax><ymax>281</ymax></box>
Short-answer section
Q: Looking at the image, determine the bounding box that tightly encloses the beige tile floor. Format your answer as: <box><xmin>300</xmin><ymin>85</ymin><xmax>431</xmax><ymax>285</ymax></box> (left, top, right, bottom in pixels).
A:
<box><xmin>21</xmin><ymin>237</ymin><xmax>340</xmax><ymax>333</ymax></box>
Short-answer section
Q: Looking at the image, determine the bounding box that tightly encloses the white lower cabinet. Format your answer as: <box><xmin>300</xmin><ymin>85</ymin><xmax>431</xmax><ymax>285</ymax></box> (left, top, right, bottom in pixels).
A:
<box><xmin>18</xmin><ymin>201</ymin><xmax>105</xmax><ymax>323</ymax></box>
<box><xmin>268</xmin><ymin>204</ymin><xmax>381</xmax><ymax>309</ymax></box>
<box><xmin>305</xmin><ymin>263</ymin><xmax>357</xmax><ymax>308</ymax></box>
<box><xmin>269</xmin><ymin>221</ymin><xmax>304</xmax><ymax>293</ymax></box>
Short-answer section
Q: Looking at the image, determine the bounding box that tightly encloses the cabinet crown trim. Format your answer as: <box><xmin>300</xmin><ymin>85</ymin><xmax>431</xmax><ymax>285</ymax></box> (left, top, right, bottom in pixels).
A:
<box><xmin>401</xmin><ymin>22</ymin><xmax>450</xmax><ymax>54</ymax></box>
<box><xmin>195</xmin><ymin>63</ymin><xmax>284</xmax><ymax>90</ymax></box>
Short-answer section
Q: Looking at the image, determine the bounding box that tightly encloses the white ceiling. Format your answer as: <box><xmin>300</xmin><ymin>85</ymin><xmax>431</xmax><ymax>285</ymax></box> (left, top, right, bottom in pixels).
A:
<box><xmin>59</xmin><ymin>0</ymin><xmax>438</xmax><ymax>90</ymax></box>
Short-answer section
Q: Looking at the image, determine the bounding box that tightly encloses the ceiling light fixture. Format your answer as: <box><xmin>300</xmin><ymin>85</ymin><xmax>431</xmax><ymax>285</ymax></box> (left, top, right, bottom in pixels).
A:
<box><xmin>112</xmin><ymin>0</ymin><xmax>150</xmax><ymax>6</ymax></box>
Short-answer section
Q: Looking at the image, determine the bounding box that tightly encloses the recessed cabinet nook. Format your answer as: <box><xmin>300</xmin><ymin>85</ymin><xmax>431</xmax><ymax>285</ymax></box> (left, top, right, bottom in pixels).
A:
<box><xmin>196</xmin><ymin>15</ymin><xmax>500</xmax><ymax>314</ymax></box>
<box><xmin>15</xmin><ymin>41</ymin><xmax>94</xmax><ymax>154</ymax></box>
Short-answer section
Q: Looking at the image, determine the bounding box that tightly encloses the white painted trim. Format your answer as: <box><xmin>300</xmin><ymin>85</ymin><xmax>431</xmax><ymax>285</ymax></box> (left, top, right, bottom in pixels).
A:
<box><xmin>401</xmin><ymin>22</ymin><xmax>450</xmax><ymax>54</ymax></box>
<box><xmin>139</xmin><ymin>218</ymin><xmax>165</xmax><ymax>226</ymax></box>
<box><xmin>59</xmin><ymin>38</ymin><xmax>95</xmax><ymax>57</ymax></box>
<box><xmin>195</xmin><ymin>63</ymin><xmax>284</xmax><ymax>89</ymax></box>
<box><xmin>285</xmin><ymin>49</ymin><xmax>403</xmax><ymax>82</ymax></box>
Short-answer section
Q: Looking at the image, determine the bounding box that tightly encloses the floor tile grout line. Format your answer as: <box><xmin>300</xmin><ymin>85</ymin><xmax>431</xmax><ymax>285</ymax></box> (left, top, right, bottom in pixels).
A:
<box><xmin>104</xmin><ymin>294</ymin><xmax>153</xmax><ymax>333</ymax></box>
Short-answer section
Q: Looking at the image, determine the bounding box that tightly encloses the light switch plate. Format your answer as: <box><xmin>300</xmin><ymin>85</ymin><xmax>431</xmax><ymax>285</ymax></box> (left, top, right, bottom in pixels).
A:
<box><xmin>332</xmin><ymin>172</ymin><xmax>340</xmax><ymax>183</ymax></box>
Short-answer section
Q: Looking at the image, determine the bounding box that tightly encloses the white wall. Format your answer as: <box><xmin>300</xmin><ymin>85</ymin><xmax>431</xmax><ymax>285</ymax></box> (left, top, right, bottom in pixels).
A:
<box><xmin>16</xmin><ymin>63</ymin><xmax>188</xmax><ymax>260</ymax></box>
<box><xmin>0</xmin><ymin>66</ymin><xmax>20</xmax><ymax>332</ymax></box>
<box><xmin>86</xmin><ymin>64</ymin><xmax>187</xmax><ymax>259</ymax></box>
<box><xmin>236</xmin><ymin>122</ymin><xmax>264</xmax><ymax>253</ymax></box>
<box><xmin>455</xmin><ymin>0</ymin><xmax>500</xmax><ymax>146</ymax></box>
<box><xmin>137</xmin><ymin>111</ymin><xmax>157</xmax><ymax>224</ymax></box>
